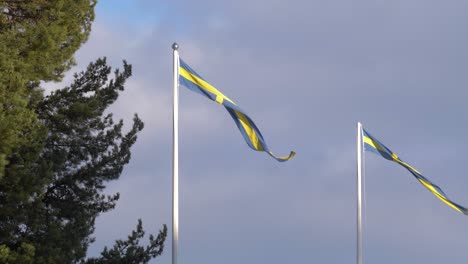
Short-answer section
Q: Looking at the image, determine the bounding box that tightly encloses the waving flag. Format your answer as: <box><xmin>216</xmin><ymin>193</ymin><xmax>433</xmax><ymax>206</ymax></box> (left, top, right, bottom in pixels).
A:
<box><xmin>363</xmin><ymin>128</ymin><xmax>468</xmax><ymax>214</ymax></box>
<box><xmin>178</xmin><ymin>58</ymin><xmax>295</xmax><ymax>162</ymax></box>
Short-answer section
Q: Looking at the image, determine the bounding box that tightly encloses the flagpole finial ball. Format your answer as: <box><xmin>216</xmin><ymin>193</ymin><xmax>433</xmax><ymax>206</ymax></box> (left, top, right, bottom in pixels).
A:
<box><xmin>172</xmin><ymin>43</ymin><xmax>179</xmax><ymax>50</ymax></box>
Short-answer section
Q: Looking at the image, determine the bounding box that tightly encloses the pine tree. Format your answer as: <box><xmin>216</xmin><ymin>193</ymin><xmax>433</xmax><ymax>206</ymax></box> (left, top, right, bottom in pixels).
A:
<box><xmin>0</xmin><ymin>0</ymin><xmax>96</xmax><ymax>178</ymax></box>
<box><xmin>0</xmin><ymin>1</ymin><xmax>167</xmax><ymax>262</ymax></box>
<box><xmin>0</xmin><ymin>0</ymin><xmax>96</xmax><ymax>81</ymax></box>
<box><xmin>1</xmin><ymin>58</ymin><xmax>167</xmax><ymax>263</ymax></box>
<box><xmin>0</xmin><ymin>1</ymin><xmax>100</xmax><ymax>261</ymax></box>
<box><xmin>33</xmin><ymin>58</ymin><xmax>144</xmax><ymax>263</ymax></box>
<box><xmin>84</xmin><ymin>220</ymin><xmax>167</xmax><ymax>264</ymax></box>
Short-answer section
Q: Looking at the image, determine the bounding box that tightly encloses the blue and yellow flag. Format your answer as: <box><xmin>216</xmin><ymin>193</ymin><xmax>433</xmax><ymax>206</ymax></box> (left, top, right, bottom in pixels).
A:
<box><xmin>363</xmin><ymin>128</ymin><xmax>468</xmax><ymax>214</ymax></box>
<box><xmin>178</xmin><ymin>58</ymin><xmax>295</xmax><ymax>162</ymax></box>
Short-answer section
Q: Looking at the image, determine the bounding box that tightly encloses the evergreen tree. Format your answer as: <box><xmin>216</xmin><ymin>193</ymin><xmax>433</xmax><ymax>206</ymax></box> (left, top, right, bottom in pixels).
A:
<box><xmin>84</xmin><ymin>220</ymin><xmax>167</xmax><ymax>264</ymax></box>
<box><xmin>1</xmin><ymin>58</ymin><xmax>167</xmax><ymax>263</ymax></box>
<box><xmin>0</xmin><ymin>0</ymin><xmax>96</xmax><ymax>81</ymax></box>
<box><xmin>33</xmin><ymin>58</ymin><xmax>144</xmax><ymax>263</ymax></box>
<box><xmin>0</xmin><ymin>0</ymin><xmax>167</xmax><ymax>262</ymax></box>
<box><xmin>0</xmin><ymin>0</ymin><xmax>96</xmax><ymax>177</ymax></box>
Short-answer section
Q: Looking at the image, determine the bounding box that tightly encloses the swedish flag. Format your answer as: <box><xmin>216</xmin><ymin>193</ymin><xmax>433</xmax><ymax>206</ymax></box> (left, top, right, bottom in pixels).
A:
<box><xmin>178</xmin><ymin>58</ymin><xmax>295</xmax><ymax>162</ymax></box>
<box><xmin>363</xmin><ymin>129</ymin><xmax>468</xmax><ymax>214</ymax></box>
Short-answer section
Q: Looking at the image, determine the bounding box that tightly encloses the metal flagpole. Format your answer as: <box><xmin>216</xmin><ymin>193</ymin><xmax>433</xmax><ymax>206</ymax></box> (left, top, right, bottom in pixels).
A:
<box><xmin>172</xmin><ymin>42</ymin><xmax>180</xmax><ymax>264</ymax></box>
<box><xmin>356</xmin><ymin>122</ymin><xmax>363</xmax><ymax>264</ymax></box>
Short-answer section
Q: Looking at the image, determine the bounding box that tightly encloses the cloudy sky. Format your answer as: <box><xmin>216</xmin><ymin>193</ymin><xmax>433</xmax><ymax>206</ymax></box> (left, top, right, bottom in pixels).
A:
<box><xmin>47</xmin><ymin>0</ymin><xmax>468</xmax><ymax>263</ymax></box>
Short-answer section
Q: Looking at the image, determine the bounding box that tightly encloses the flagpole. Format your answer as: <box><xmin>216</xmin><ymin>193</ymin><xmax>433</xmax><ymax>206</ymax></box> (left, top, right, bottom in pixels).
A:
<box><xmin>356</xmin><ymin>122</ymin><xmax>363</xmax><ymax>264</ymax></box>
<box><xmin>172</xmin><ymin>42</ymin><xmax>180</xmax><ymax>264</ymax></box>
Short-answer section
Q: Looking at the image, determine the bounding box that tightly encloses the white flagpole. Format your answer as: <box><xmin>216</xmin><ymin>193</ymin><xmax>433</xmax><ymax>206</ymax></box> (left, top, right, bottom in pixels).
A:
<box><xmin>172</xmin><ymin>42</ymin><xmax>180</xmax><ymax>264</ymax></box>
<box><xmin>356</xmin><ymin>122</ymin><xmax>363</xmax><ymax>264</ymax></box>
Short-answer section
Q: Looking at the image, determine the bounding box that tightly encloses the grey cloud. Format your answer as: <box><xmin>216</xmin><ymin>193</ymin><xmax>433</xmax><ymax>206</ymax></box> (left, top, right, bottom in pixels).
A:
<box><xmin>57</xmin><ymin>1</ymin><xmax>468</xmax><ymax>263</ymax></box>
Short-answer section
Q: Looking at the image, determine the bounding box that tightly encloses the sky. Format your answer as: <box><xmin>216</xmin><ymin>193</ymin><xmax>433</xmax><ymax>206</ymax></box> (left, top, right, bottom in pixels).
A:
<box><xmin>45</xmin><ymin>1</ymin><xmax>468</xmax><ymax>263</ymax></box>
